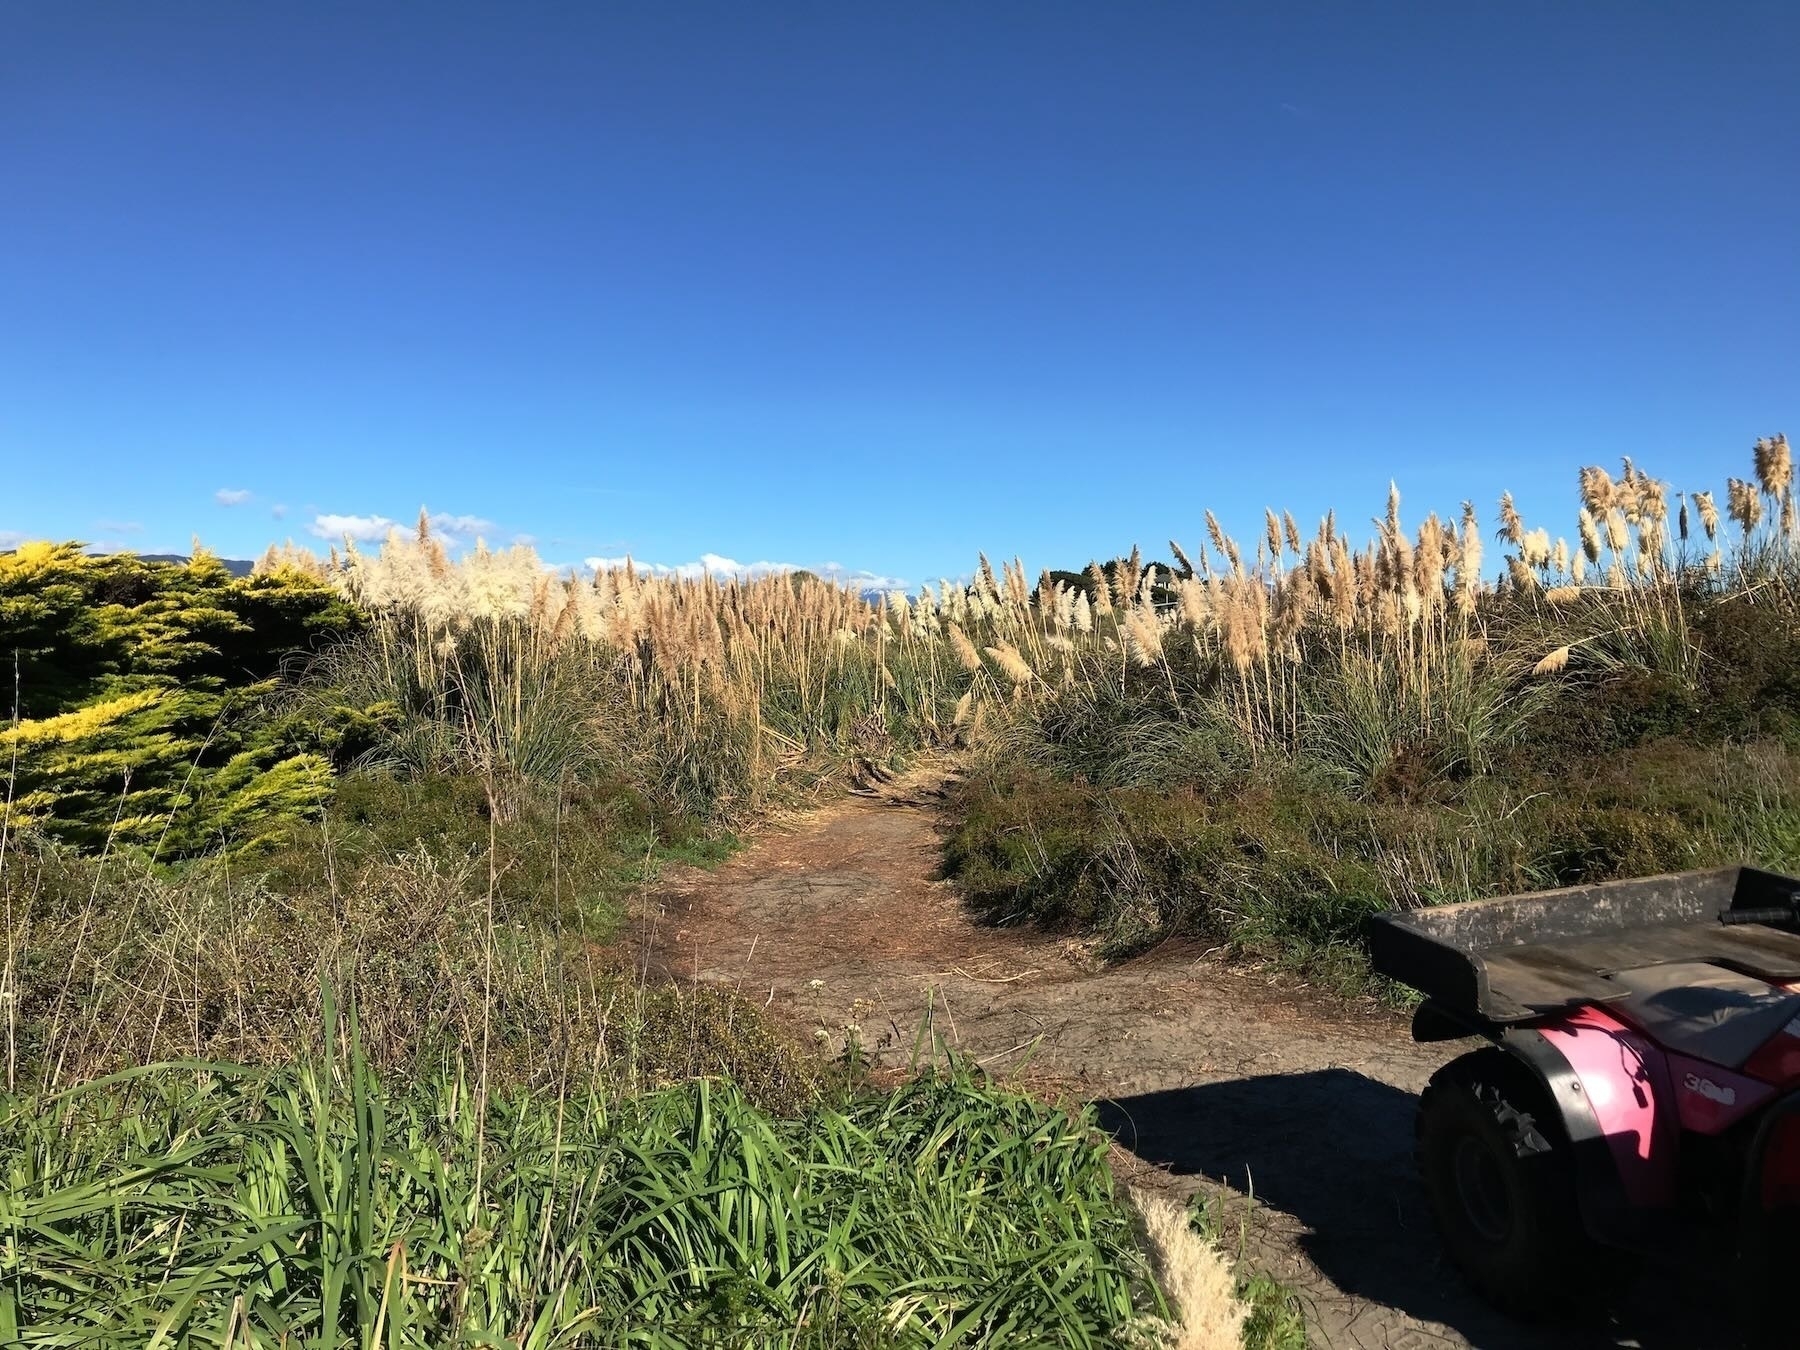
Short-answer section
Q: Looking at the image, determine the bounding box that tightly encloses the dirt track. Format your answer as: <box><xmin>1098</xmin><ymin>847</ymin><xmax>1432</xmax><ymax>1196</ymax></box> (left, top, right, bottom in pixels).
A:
<box><xmin>639</xmin><ymin>778</ymin><xmax>1741</xmax><ymax>1350</ymax></box>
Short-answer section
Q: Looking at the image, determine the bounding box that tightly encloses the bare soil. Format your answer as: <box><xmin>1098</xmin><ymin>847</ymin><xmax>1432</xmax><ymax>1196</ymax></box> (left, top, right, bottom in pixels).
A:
<box><xmin>638</xmin><ymin>775</ymin><xmax>1742</xmax><ymax>1350</ymax></box>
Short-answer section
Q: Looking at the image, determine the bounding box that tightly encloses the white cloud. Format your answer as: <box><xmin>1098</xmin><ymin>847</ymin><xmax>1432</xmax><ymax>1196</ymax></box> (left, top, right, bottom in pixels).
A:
<box><xmin>307</xmin><ymin>508</ymin><xmax>497</xmax><ymax>546</ymax></box>
<box><xmin>0</xmin><ymin>530</ymin><xmax>25</xmax><ymax>550</ymax></box>
<box><xmin>271</xmin><ymin>503</ymin><xmax>289</xmax><ymax>520</ymax></box>
<box><xmin>424</xmin><ymin>512</ymin><xmax>495</xmax><ymax>544</ymax></box>
<box><xmin>215</xmin><ymin>488</ymin><xmax>252</xmax><ymax>506</ymax></box>
<box><xmin>818</xmin><ymin>562</ymin><xmax>913</xmax><ymax>592</ymax></box>
<box><xmin>584</xmin><ymin>552</ymin><xmax>783</xmax><ymax>581</ymax></box>
<box><xmin>309</xmin><ymin>512</ymin><xmax>397</xmax><ymax>542</ymax></box>
<box><xmin>583</xmin><ymin>553</ymin><xmax>909</xmax><ymax>592</ymax></box>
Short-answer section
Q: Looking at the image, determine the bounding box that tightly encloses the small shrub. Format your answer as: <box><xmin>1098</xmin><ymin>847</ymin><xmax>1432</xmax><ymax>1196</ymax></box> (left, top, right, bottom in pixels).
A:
<box><xmin>946</xmin><ymin>736</ymin><xmax>1800</xmax><ymax>992</ymax></box>
<box><xmin>0</xmin><ymin>543</ymin><xmax>359</xmax><ymax>853</ymax></box>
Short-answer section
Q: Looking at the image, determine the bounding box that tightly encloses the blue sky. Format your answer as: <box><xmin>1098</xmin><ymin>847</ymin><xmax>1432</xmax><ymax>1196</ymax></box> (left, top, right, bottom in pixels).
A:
<box><xmin>3</xmin><ymin>3</ymin><xmax>1796</xmax><ymax>585</ymax></box>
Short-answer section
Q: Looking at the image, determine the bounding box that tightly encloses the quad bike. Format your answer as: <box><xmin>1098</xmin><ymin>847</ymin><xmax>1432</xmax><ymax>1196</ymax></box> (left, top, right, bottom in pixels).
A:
<box><xmin>1368</xmin><ymin>866</ymin><xmax>1800</xmax><ymax>1325</ymax></box>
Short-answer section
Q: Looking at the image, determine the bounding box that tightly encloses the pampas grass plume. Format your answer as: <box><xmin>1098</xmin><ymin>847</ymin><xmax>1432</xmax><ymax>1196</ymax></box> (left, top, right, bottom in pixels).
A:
<box><xmin>1497</xmin><ymin>491</ymin><xmax>1523</xmax><ymax>546</ymax></box>
<box><xmin>977</xmin><ymin>552</ymin><xmax>999</xmax><ymax>601</ymax></box>
<box><xmin>1130</xmin><ymin>1192</ymin><xmax>1249</xmax><ymax>1350</ymax></box>
<box><xmin>1694</xmin><ymin>490</ymin><xmax>1719</xmax><ymax>540</ymax></box>
<box><xmin>985</xmin><ymin>641</ymin><xmax>1036</xmax><ymax>685</ymax></box>
<box><xmin>1755</xmin><ymin>433</ymin><xmax>1792</xmax><ymax>501</ymax></box>
<box><xmin>1604</xmin><ymin>508</ymin><xmax>1629</xmax><ymax>556</ymax></box>
<box><xmin>1579</xmin><ymin>464</ymin><xmax>1614</xmax><ymax>514</ymax></box>
<box><xmin>1204</xmin><ymin>510</ymin><xmax>1229</xmax><ymax>561</ymax></box>
<box><xmin>1282</xmin><ymin>510</ymin><xmax>1303</xmax><ymax>556</ymax></box>
<box><xmin>1087</xmin><ymin>561</ymin><xmax>1114</xmax><ymax>616</ymax></box>
<box><xmin>947</xmin><ymin>622</ymin><xmax>983</xmax><ymax>673</ymax></box>
<box><xmin>1577</xmin><ymin>509</ymin><xmax>1601</xmax><ymax>564</ymax></box>
<box><xmin>1728</xmin><ymin>478</ymin><xmax>1763</xmax><ymax>534</ymax></box>
<box><xmin>1074</xmin><ymin>591</ymin><xmax>1094</xmax><ymax>633</ymax></box>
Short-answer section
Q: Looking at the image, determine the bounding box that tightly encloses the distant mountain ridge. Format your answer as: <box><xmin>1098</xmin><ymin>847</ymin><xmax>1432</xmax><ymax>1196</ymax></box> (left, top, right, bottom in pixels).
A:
<box><xmin>0</xmin><ymin>548</ymin><xmax>259</xmax><ymax>578</ymax></box>
<box><xmin>8</xmin><ymin>549</ymin><xmax>892</xmax><ymax>593</ymax></box>
<box><xmin>135</xmin><ymin>553</ymin><xmax>256</xmax><ymax>577</ymax></box>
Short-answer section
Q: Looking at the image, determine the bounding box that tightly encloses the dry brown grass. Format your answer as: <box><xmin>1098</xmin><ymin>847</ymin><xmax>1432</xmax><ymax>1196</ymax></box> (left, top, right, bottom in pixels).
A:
<box><xmin>6</xmin><ymin>833</ymin><xmax>816</xmax><ymax>1104</ymax></box>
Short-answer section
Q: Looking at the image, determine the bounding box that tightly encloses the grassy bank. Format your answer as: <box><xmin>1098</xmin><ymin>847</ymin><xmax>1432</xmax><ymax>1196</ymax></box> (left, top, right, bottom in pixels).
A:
<box><xmin>0</xmin><ymin>1013</ymin><xmax>1166</xmax><ymax>1348</ymax></box>
<box><xmin>946</xmin><ymin>733</ymin><xmax>1800</xmax><ymax>991</ymax></box>
<box><xmin>0</xmin><ymin>535</ymin><xmax>929</xmax><ymax>1093</ymax></box>
<box><xmin>2</xmin><ymin>766</ymin><xmax>776</xmax><ymax>1095</ymax></box>
<box><xmin>937</xmin><ymin>440</ymin><xmax>1800</xmax><ymax>988</ymax></box>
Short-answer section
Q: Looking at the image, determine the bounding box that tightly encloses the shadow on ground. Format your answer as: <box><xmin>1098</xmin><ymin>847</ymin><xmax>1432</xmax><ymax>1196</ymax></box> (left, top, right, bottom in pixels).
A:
<box><xmin>1096</xmin><ymin>1071</ymin><xmax>1744</xmax><ymax>1350</ymax></box>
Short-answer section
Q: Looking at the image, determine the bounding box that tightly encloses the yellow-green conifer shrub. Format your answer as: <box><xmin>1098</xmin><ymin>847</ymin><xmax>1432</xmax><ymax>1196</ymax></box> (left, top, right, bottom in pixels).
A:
<box><xmin>0</xmin><ymin>542</ymin><xmax>362</xmax><ymax>853</ymax></box>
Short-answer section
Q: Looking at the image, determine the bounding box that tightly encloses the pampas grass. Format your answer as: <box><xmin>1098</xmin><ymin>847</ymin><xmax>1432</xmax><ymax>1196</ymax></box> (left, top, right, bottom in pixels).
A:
<box><xmin>288</xmin><ymin>526</ymin><xmax>977</xmax><ymax>819</ymax></box>
<box><xmin>1130</xmin><ymin>1192</ymin><xmax>1250</xmax><ymax>1350</ymax></box>
<box><xmin>1729</xmin><ymin>477</ymin><xmax>1763</xmax><ymax>534</ymax></box>
<box><xmin>1532</xmin><ymin>645</ymin><xmax>1572</xmax><ymax>677</ymax></box>
<box><xmin>269</xmin><ymin>434</ymin><xmax>1796</xmax><ymax>815</ymax></box>
<box><xmin>986</xmin><ymin>641</ymin><xmax>1038</xmax><ymax>685</ymax></box>
<box><xmin>917</xmin><ymin>436</ymin><xmax>1800</xmax><ymax>784</ymax></box>
<box><xmin>1756</xmin><ymin>433</ymin><xmax>1793</xmax><ymax>501</ymax></box>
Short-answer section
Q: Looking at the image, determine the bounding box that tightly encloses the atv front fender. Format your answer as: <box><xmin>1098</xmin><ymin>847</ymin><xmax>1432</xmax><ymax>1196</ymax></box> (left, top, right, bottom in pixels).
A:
<box><xmin>1429</xmin><ymin>1009</ymin><xmax>1678</xmax><ymax>1251</ymax></box>
<box><xmin>1528</xmin><ymin>1008</ymin><xmax>1680</xmax><ymax>1210</ymax></box>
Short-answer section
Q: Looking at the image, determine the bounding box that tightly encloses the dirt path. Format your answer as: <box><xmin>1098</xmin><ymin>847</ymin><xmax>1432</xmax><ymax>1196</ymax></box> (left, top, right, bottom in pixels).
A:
<box><xmin>640</xmin><ymin>779</ymin><xmax>1737</xmax><ymax>1350</ymax></box>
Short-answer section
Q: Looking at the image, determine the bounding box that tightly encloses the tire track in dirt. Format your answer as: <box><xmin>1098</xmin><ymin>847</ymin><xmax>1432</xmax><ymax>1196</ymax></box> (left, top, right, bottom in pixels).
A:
<box><xmin>638</xmin><ymin>779</ymin><xmax>1738</xmax><ymax>1350</ymax></box>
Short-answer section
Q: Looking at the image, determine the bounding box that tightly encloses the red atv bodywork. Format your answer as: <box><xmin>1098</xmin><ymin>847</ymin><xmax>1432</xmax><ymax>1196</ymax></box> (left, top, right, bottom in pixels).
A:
<box><xmin>1369</xmin><ymin>867</ymin><xmax>1800</xmax><ymax>1293</ymax></box>
<box><xmin>1536</xmin><ymin>999</ymin><xmax>1800</xmax><ymax>1212</ymax></box>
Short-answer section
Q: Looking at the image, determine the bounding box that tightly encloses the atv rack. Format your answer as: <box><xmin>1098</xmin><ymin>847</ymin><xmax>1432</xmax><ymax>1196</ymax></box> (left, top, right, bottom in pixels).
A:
<box><xmin>1367</xmin><ymin>866</ymin><xmax>1800</xmax><ymax>1025</ymax></box>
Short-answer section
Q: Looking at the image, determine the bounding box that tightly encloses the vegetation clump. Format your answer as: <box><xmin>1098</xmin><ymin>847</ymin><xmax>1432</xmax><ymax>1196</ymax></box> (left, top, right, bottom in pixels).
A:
<box><xmin>0</xmin><ymin>542</ymin><xmax>360</xmax><ymax>851</ymax></box>
<box><xmin>0</xmin><ymin>533</ymin><xmax>1209</xmax><ymax>1344</ymax></box>
<box><xmin>932</xmin><ymin>436</ymin><xmax>1800</xmax><ymax>982</ymax></box>
<box><xmin>1</xmin><ymin>1016</ymin><xmax>1163</xmax><ymax>1347</ymax></box>
<box><xmin>304</xmin><ymin>521</ymin><xmax>969</xmax><ymax>822</ymax></box>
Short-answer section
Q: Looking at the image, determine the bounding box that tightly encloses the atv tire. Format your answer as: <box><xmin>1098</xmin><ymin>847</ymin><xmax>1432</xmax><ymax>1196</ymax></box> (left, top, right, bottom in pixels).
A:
<box><xmin>1417</xmin><ymin>1049</ymin><xmax>1628</xmax><ymax>1318</ymax></box>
